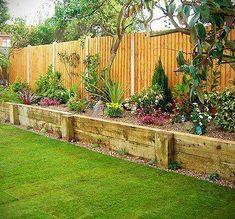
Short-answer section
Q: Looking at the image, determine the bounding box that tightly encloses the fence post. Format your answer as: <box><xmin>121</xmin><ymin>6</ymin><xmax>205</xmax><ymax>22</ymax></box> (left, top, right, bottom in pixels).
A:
<box><xmin>26</xmin><ymin>45</ymin><xmax>31</xmax><ymax>84</ymax></box>
<box><xmin>52</xmin><ymin>42</ymin><xmax>57</xmax><ymax>72</ymax></box>
<box><xmin>61</xmin><ymin>115</ymin><xmax>74</xmax><ymax>141</ymax></box>
<box><xmin>154</xmin><ymin>133</ymin><xmax>174</xmax><ymax>168</ymax></box>
<box><xmin>131</xmin><ymin>33</ymin><xmax>135</xmax><ymax>95</ymax></box>
<box><xmin>85</xmin><ymin>37</ymin><xmax>90</xmax><ymax>99</ymax></box>
<box><xmin>9</xmin><ymin>103</ymin><xmax>19</xmax><ymax>125</ymax></box>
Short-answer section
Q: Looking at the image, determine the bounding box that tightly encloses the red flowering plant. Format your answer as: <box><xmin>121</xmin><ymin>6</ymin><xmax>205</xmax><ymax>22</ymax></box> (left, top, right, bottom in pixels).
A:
<box><xmin>137</xmin><ymin>108</ymin><xmax>168</xmax><ymax>126</ymax></box>
<box><xmin>39</xmin><ymin>97</ymin><xmax>60</xmax><ymax>107</ymax></box>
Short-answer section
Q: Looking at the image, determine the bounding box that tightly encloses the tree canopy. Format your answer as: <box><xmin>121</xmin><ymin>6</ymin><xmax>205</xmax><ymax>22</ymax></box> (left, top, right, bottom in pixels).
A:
<box><xmin>0</xmin><ymin>0</ymin><xmax>10</xmax><ymax>29</ymax></box>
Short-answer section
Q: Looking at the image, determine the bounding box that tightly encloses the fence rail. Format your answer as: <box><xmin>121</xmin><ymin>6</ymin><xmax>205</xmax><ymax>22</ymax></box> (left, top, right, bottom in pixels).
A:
<box><xmin>9</xmin><ymin>31</ymin><xmax>235</xmax><ymax>97</ymax></box>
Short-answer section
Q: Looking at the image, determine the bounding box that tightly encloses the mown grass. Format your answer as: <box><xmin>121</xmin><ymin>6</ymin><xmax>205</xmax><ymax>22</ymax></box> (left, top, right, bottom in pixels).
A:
<box><xmin>0</xmin><ymin>124</ymin><xmax>235</xmax><ymax>218</ymax></box>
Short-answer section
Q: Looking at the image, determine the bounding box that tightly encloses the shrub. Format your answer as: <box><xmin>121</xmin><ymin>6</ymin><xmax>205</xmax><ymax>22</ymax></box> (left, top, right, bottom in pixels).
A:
<box><xmin>67</xmin><ymin>96</ymin><xmax>87</xmax><ymax>112</ymax></box>
<box><xmin>168</xmin><ymin>161</ymin><xmax>181</xmax><ymax>170</ymax></box>
<box><xmin>18</xmin><ymin>89</ymin><xmax>35</xmax><ymax>105</ymax></box>
<box><xmin>11</xmin><ymin>81</ymin><xmax>29</xmax><ymax>93</ymax></box>
<box><xmin>209</xmin><ymin>172</ymin><xmax>220</xmax><ymax>182</ymax></box>
<box><xmin>105</xmin><ymin>102</ymin><xmax>123</xmax><ymax>118</ymax></box>
<box><xmin>138</xmin><ymin>108</ymin><xmax>168</xmax><ymax>125</ymax></box>
<box><xmin>82</xmin><ymin>54</ymin><xmax>99</xmax><ymax>99</ymax></box>
<box><xmin>172</xmin><ymin>76</ymin><xmax>191</xmax><ymax>121</ymax></box>
<box><xmin>117</xmin><ymin>148</ymin><xmax>127</xmax><ymax>156</ymax></box>
<box><xmin>131</xmin><ymin>84</ymin><xmax>164</xmax><ymax>114</ymax></box>
<box><xmin>214</xmin><ymin>88</ymin><xmax>235</xmax><ymax>132</ymax></box>
<box><xmin>122</xmin><ymin>98</ymin><xmax>133</xmax><ymax>111</ymax></box>
<box><xmin>152</xmin><ymin>59</ymin><xmax>172</xmax><ymax>111</ymax></box>
<box><xmin>190</xmin><ymin>102</ymin><xmax>212</xmax><ymax>135</ymax></box>
<box><xmin>62</xmin><ymin>85</ymin><xmax>80</xmax><ymax>103</ymax></box>
<box><xmin>204</xmin><ymin>91</ymin><xmax>219</xmax><ymax>115</ymax></box>
<box><xmin>0</xmin><ymin>86</ymin><xmax>21</xmax><ymax>103</ymax></box>
<box><xmin>39</xmin><ymin>97</ymin><xmax>60</xmax><ymax>107</ymax></box>
<box><xmin>35</xmin><ymin>65</ymin><xmax>66</xmax><ymax>102</ymax></box>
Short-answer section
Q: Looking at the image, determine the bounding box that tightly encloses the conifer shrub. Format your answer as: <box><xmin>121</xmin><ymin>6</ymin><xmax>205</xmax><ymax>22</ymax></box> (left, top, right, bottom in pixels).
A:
<box><xmin>152</xmin><ymin>58</ymin><xmax>172</xmax><ymax>111</ymax></box>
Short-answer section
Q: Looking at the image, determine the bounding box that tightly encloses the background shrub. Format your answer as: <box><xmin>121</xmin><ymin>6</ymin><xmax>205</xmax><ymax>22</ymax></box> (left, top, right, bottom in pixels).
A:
<box><xmin>67</xmin><ymin>96</ymin><xmax>87</xmax><ymax>112</ymax></box>
<box><xmin>0</xmin><ymin>86</ymin><xmax>21</xmax><ymax>103</ymax></box>
<box><xmin>11</xmin><ymin>81</ymin><xmax>29</xmax><ymax>93</ymax></box>
<box><xmin>214</xmin><ymin>88</ymin><xmax>235</xmax><ymax>132</ymax></box>
<box><xmin>105</xmin><ymin>102</ymin><xmax>123</xmax><ymax>117</ymax></box>
<box><xmin>35</xmin><ymin>65</ymin><xmax>66</xmax><ymax>102</ymax></box>
<box><xmin>131</xmin><ymin>84</ymin><xmax>164</xmax><ymax>114</ymax></box>
<box><xmin>152</xmin><ymin>59</ymin><xmax>172</xmax><ymax>111</ymax></box>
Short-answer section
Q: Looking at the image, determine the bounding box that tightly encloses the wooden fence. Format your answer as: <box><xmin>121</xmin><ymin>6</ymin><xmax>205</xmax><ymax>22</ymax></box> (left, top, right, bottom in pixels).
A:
<box><xmin>9</xmin><ymin>31</ymin><xmax>235</xmax><ymax>97</ymax></box>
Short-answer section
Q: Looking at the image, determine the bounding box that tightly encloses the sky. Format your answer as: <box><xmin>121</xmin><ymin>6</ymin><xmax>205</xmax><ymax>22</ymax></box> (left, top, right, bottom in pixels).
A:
<box><xmin>8</xmin><ymin>0</ymin><xmax>55</xmax><ymax>25</ymax></box>
<box><xmin>7</xmin><ymin>0</ymin><xmax>169</xmax><ymax>30</ymax></box>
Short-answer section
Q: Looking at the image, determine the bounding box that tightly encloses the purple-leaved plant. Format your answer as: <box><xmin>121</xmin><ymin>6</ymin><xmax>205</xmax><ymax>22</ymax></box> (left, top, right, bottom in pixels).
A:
<box><xmin>39</xmin><ymin>97</ymin><xmax>60</xmax><ymax>107</ymax></box>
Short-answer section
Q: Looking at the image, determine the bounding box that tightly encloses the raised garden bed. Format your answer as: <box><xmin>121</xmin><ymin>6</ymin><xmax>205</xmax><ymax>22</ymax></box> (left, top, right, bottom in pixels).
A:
<box><xmin>39</xmin><ymin>104</ymin><xmax>235</xmax><ymax>141</ymax></box>
<box><xmin>1</xmin><ymin>102</ymin><xmax>235</xmax><ymax>181</ymax></box>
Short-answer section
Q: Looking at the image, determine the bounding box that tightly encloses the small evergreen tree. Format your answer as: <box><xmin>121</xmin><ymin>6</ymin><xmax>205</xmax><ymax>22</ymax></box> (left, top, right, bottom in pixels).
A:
<box><xmin>152</xmin><ymin>58</ymin><xmax>172</xmax><ymax>111</ymax></box>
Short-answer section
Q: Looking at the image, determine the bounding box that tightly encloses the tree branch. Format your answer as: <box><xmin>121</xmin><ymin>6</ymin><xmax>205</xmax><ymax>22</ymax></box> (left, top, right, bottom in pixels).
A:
<box><xmin>149</xmin><ymin>28</ymin><xmax>190</xmax><ymax>37</ymax></box>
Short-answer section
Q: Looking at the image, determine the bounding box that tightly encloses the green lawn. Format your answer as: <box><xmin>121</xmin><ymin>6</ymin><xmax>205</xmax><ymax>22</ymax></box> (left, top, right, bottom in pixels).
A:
<box><xmin>0</xmin><ymin>124</ymin><xmax>235</xmax><ymax>219</ymax></box>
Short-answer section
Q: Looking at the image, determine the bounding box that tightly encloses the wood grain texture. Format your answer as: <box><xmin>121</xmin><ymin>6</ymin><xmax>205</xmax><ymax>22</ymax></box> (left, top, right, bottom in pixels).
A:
<box><xmin>9</xmin><ymin>30</ymin><xmax>235</xmax><ymax>97</ymax></box>
<box><xmin>1</xmin><ymin>102</ymin><xmax>235</xmax><ymax>180</ymax></box>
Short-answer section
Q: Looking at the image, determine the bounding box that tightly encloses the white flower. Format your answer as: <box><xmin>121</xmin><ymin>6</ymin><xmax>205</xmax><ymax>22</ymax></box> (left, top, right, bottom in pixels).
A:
<box><xmin>199</xmin><ymin>115</ymin><xmax>203</xmax><ymax>119</ymax></box>
<box><xmin>199</xmin><ymin>122</ymin><xmax>203</xmax><ymax>126</ymax></box>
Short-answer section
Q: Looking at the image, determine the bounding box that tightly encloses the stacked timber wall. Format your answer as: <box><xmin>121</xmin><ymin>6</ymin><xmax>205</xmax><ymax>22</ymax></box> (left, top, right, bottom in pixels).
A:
<box><xmin>1</xmin><ymin>102</ymin><xmax>235</xmax><ymax>181</ymax></box>
<box><xmin>0</xmin><ymin>102</ymin><xmax>9</xmax><ymax>122</ymax></box>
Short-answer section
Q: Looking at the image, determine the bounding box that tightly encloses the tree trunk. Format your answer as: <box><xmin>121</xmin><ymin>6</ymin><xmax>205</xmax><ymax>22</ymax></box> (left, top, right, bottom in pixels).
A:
<box><xmin>104</xmin><ymin>35</ymin><xmax>123</xmax><ymax>80</ymax></box>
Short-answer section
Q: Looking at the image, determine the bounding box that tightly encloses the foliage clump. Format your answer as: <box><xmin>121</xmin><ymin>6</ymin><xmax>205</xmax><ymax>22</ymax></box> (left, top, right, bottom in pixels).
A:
<box><xmin>67</xmin><ymin>96</ymin><xmax>87</xmax><ymax>113</ymax></box>
<box><xmin>214</xmin><ymin>88</ymin><xmax>235</xmax><ymax>132</ymax></box>
<box><xmin>168</xmin><ymin>161</ymin><xmax>181</xmax><ymax>170</ymax></box>
<box><xmin>105</xmin><ymin>102</ymin><xmax>123</xmax><ymax>118</ymax></box>
<box><xmin>35</xmin><ymin>65</ymin><xmax>66</xmax><ymax>103</ymax></box>
<box><xmin>131</xmin><ymin>84</ymin><xmax>164</xmax><ymax>115</ymax></box>
<box><xmin>152</xmin><ymin>59</ymin><xmax>172</xmax><ymax>111</ymax></box>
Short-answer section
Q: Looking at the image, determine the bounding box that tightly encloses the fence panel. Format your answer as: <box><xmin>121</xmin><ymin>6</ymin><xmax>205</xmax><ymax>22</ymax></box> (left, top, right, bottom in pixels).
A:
<box><xmin>9</xmin><ymin>48</ymin><xmax>27</xmax><ymax>82</ymax></box>
<box><xmin>9</xmin><ymin>31</ymin><xmax>235</xmax><ymax>97</ymax></box>
<box><xmin>29</xmin><ymin>44</ymin><xmax>53</xmax><ymax>89</ymax></box>
<box><xmin>55</xmin><ymin>40</ymin><xmax>86</xmax><ymax>96</ymax></box>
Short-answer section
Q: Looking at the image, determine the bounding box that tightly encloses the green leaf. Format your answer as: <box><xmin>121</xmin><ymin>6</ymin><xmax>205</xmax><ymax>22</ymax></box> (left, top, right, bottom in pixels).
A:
<box><xmin>169</xmin><ymin>2</ymin><xmax>176</xmax><ymax>14</ymax></box>
<box><xmin>195</xmin><ymin>23</ymin><xmax>206</xmax><ymax>40</ymax></box>
<box><xmin>196</xmin><ymin>86</ymin><xmax>205</xmax><ymax>103</ymax></box>
<box><xmin>183</xmin><ymin>5</ymin><xmax>190</xmax><ymax>18</ymax></box>
<box><xmin>176</xmin><ymin>51</ymin><xmax>185</xmax><ymax>67</ymax></box>
<box><xmin>189</xmin><ymin>11</ymin><xmax>200</xmax><ymax>27</ymax></box>
<box><xmin>199</xmin><ymin>4</ymin><xmax>210</xmax><ymax>22</ymax></box>
<box><xmin>190</xmin><ymin>27</ymin><xmax>197</xmax><ymax>45</ymax></box>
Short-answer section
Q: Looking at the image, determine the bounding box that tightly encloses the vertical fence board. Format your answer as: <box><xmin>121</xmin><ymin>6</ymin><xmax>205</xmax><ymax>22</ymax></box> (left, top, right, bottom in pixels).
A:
<box><xmin>9</xmin><ymin>31</ymin><xmax>235</xmax><ymax>98</ymax></box>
